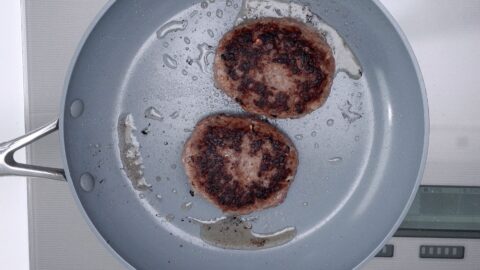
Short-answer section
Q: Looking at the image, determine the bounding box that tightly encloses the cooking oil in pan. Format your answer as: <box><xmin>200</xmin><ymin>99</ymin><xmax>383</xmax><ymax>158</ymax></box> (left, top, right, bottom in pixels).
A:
<box><xmin>162</xmin><ymin>54</ymin><xmax>178</xmax><ymax>69</ymax></box>
<box><xmin>144</xmin><ymin>106</ymin><xmax>164</xmax><ymax>121</ymax></box>
<box><xmin>156</xmin><ymin>20</ymin><xmax>188</xmax><ymax>39</ymax></box>
<box><xmin>195</xmin><ymin>43</ymin><xmax>215</xmax><ymax>73</ymax></box>
<box><xmin>339</xmin><ymin>100</ymin><xmax>362</xmax><ymax>124</ymax></box>
<box><xmin>189</xmin><ymin>216</ymin><xmax>296</xmax><ymax>250</ymax></box>
<box><xmin>328</xmin><ymin>156</ymin><xmax>343</xmax><ymax>164</ymax></box>
<box><xmin>207</xmin><ymin>29</ymin><xmax>215</xmax><ymax>37</ymax></box>
<box><xmin>117</xmin><ymin>114</ymin><xmax>151</xmax><ymax>190</ymax></box>
<box><xmin>181</xmin><ymin>201</ymin><xmax>193</xmax><ymax>210</ymax></box>
<box><xmin>169</xmin><ymin>111</ymin><xmax>180</xmax><ymax>119</ymax></box>
<box><xmin>294</xmin><ymin>134</ymin><xmax>304</xmax><ymax>140</ymax></box>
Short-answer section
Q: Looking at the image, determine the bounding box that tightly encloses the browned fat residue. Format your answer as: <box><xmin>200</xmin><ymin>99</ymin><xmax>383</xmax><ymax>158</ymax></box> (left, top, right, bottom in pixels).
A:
<box><xmin>220</xmin><ymin>20</ymin><xmax>331</xmax><ymax>116</ymax></box>
<box><xmin>190</xmin><ymin>216</ymin><xmax>297</xmax><ymax>250</ymax></box>
<box><xmin>193</xmin><ymin>123</ymin><xmax>292</xmax><ymax>212</ymax></box>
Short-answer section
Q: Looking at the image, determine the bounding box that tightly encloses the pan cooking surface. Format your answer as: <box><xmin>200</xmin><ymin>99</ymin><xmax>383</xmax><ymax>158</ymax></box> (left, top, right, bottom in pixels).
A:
<box><xmin>117</xmin><ymin>0</ymin><xmax>372</xmax><ymax>247</ymax></box>
<box><xmin>61</xmin><ymin>0</ymin><xmax>427</xmax><ymax>269</ymax></box>
<box><xmin>123</xmin><ymin>0</ymin><xmax>371</xmax><ymax>234</ymax></box>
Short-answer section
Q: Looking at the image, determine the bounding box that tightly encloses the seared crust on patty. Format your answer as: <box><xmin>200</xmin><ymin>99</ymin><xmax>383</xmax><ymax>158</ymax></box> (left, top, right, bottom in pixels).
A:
<box><xmin>182</xmin><ymin>114</ymin><xmax>298</xmax><ymax>214</ymax></box>
<box><xmin>214</xmin><ymin>18</ymin><xmax>335</xmax><ymax>118</ymax></box>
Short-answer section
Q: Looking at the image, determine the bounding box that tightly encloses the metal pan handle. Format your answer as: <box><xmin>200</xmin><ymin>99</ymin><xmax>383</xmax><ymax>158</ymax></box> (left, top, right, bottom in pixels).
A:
<box><xmin>0</xmin><ymin>120</ymin><xmax>65</xmax><ymax>181</ymax></box>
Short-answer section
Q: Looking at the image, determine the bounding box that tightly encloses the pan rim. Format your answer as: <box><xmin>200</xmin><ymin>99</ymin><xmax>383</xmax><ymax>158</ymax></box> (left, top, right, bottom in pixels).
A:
<box><xmin>353</xmin><ymin>0</ymin><xmax>429</xmax><ymax>268</ymax></box>
<box><xmin>58</xmin><ymin>0</ymin><xmax>136</xmax><ymax>269</ymax></box>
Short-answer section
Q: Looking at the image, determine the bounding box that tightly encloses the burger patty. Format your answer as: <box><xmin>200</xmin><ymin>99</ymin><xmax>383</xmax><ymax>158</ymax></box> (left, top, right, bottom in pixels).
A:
<box><xmin>182</xmin><ymin>114</ymin><xmax>298</xmax><ymax>214</ymax></box>
<box><xmin>214</xmin><ymin>18</ymin><xmax>335</xmax><ymax>118</ymax></box>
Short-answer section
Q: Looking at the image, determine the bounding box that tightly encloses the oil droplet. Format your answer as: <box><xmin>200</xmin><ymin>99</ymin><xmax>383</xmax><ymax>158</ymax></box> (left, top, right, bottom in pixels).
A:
<box><xmin>70</xmin><ymin>99</ymin><xmax>84</xmax><ymax>118</ymax></box>
<box><xmin>172</xmin><ymin>188</ymin><xmax>177</xmax><ymax>194</ymax></box>
<box><xmin>156</xmin><ymin>194</ymin><xmax>162</xmax><ymax>201</ymax></box>
<box><xmin>208</xmin><ymin>0</ymin><xmax>215</xmax><ymax>3</ymax></box>
<box><xmin>163</xmin><ymin>42</ymin><xmax>169</xmax><ymax>48</ymax></box>
<box><xmin>207</xmin><ymin>29</ymin><xmax>214</xmax><ymax>38</ymax></box>
<box><xmin>328</xmin><ymin>157</ymin><xmax>343</xmax><ymax>164</ymax></box>
<box><xmin>207</xmin><ymin>11</ymin><xmax>212</xmax><ymax>17</ymax></box>
<box><xmin>314</xmin><ymin>142</ymin><xmax>320</xmax><ymax>149</ymax></box>
<box><xmin>171</xmin><ymin>164</ymin><xmax>177</xmax><ymax>170</ymax></box>
<box><xmin>156</xmin><ymin>20</ymin><xmax>188</xmax><ymax>39</ymax></box>
<box><xmin>216</xmin><ymin>9</ymin><xmax>224</xmax><ymax>18</ymax></box>
<box><xmin>294</xmin><ymin>134</ymin><xmax>303</xmax><ymax>140</ymax></box>
<box><xmin>163</xmin><ymin>54</ymin><xmax>178</xmax><ymax>69</ymax></box>
<box><xmin>156</xmin><ymin>176</ymin><xmax>162</xmax><ymax>182</ymax></box>
<box><xmin>181</xmin><ymin>69</ymin><xmax>188</xmax><ymax>76</ymax></box>
<box><xmin>192</xmin><ymin>76</ymin><xmax>198</xmax><ymax>81</ymax></box>
<box><xmin>226</xmin><ymin>0</ymin><xmax>233</xmax><ymax>6</ymax></box>
<box><xmin>189</xmin><ymin>10</ymin><xmax>199</xmax><ymax>18</ymax></box>
<box><xmin>201</xmin><ymin>1</ymin><xmax>208</xmax><ymax>8</ymax></box>
<box><xmin>195</xmin><ymin>43</ymin><xmax>215</xmax><ymax>73</ymax></box>
<box><xmin>339</xmin><ymin>100</ymin><xmax>362</xmax><ymax>124</ymax></box>
<box><xmin>303</xmin><ymin>202</ymin><xmax>309</xmax><ymax>206</ymax></box>
<box><xmin>327</xmin><ymin>119</ymin><xmax>334</xmax><ymax>126</ymax></box>
<box><xmin>166</xmin><ymin>213</ymin><xmax>175</xmax><ymax>222</ymax></box>
<box><xmin>311</xmin><ymin>131</ymin><xmax>317</xmax><ymax>137</ymax></box>
<box><xmin>184</xmin><ymin>37</ymin><xmax>191</xmax><ymax>44</ymax></box>
<box><xmin>79</xmin><ymin>173</ymin><xmax>95</xmax><ymax>192</ymax></box>
<box><xmin>354</xmin><ymin>135</ymin><xmax>360</xmax><ymax>141</ymax></box>
<box><xmin>145</xmin><ymin>106</ymin><xmax>164</xmax><ymax>121</ymax></box>
<box><xmin>139</xmin><ymin>193</ymin><xmax>145</xmax><ymax>199</ymax></box>
<box><xmin>234</xmin><ymin>3</ymin><xmax>239</xmax><ymax>8</ymax></box>
<box><xmin>181</xmin><ymin>201</ymin><xmax>193</xmax><ymax>210</ymax></box>
<box><xmin>190</xmin><ymin>216</ymin><xmax>296</xmax><ymax>250</ymax></box>
<box><xmin>170</xmin><ymin>111</ymin><xmax>180</xmax><ymax>119</ymax></box>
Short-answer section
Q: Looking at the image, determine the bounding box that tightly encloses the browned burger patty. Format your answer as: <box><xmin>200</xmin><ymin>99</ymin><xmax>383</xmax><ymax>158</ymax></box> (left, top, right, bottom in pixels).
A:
<box><xmin>182</xmin><ymin>114</ymin><xmax>298</xmax><ymax>215</ymax></box>
<box><xmin>214</xmin><ymin>18</ymin><xmax>335</xmax><ymax>118</ymax></box>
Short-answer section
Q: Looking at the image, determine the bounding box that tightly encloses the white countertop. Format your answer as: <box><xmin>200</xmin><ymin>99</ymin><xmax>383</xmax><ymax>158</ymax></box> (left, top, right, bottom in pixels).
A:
<box><xmin>0</xmin><ymin>1</ymin><xmax>28</xmax><ymax>270</ymax></box>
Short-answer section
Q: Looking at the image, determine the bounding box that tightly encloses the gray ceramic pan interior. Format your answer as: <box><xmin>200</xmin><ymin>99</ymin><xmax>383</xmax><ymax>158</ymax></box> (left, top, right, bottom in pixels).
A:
<box><xmin>60</xmin><ymin>0</ymin><xmax>428</xmax><ymax>269</ymax></box>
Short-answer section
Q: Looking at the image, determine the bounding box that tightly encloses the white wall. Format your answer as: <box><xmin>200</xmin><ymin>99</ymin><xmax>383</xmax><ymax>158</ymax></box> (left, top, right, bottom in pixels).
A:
<box><xmin>0</xmin><ymin>1</ymin><xmax>29</xmax><ymax>270</ymax></box>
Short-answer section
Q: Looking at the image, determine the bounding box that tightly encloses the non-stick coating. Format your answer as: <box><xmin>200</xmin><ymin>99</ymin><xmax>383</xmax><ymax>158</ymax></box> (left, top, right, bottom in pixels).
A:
<box><xmin>61</xmin><ymin>0</ymin><xmax>428</xmax><ymax>269</ymax></box>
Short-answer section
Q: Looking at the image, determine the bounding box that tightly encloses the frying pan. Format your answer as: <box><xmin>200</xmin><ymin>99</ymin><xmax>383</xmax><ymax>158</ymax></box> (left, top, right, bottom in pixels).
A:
<box><xmin>0</xmin><ymin>0</ymin><xmax>428</xmax><ymax>269</ymax></box>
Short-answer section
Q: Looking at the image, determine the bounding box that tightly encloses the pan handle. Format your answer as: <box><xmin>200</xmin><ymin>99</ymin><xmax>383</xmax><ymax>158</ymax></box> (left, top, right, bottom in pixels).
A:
<box><xmin>0</xmin><ymin>120</ymin><xmax>65</xmax><ymax>181</ymax></box>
